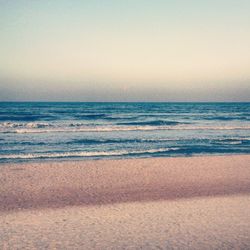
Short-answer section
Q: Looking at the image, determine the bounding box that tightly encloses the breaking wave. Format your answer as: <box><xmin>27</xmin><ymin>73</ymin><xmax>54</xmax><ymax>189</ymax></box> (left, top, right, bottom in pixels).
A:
<box><xmin>0</xmin><ymin>122</ymin><xmax>52</xmax><ymax>128</ymax></box>
<box><xmin>116</xmin><ymin>120</ymin><xmax>180</xmax><ymax>126</ymax></box>
<box><xmin>6</xmin><ymin>125</ymin><xmax>250</xmax><ymax>134</ymax></box>
<box><xmin>0</xmin><ymin>148</ymin><xmax>180</xmax><ymax>160</ymax></box>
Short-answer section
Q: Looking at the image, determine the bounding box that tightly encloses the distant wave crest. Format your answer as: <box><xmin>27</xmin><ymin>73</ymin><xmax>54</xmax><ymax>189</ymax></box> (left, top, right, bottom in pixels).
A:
<box><xmin>0</xmin><ymin>122</ymin><xmax>52</xmax><ymax>128</ymax></box>
<box><xmin>4</xmin><ymin>125</ymin><xmax>250</xmax><ymax>134</ymax></box>
<box><xmin>116</xmin><ymin>120</ymin><xmax>180</xmax><ymax>126</ymax></box>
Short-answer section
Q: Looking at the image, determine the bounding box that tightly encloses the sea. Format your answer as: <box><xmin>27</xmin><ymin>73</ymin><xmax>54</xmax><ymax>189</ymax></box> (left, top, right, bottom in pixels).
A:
<box><xmin>0</xmin><ymin>102</ymin><xmax>249</xmax><ymax>163</ymax></box>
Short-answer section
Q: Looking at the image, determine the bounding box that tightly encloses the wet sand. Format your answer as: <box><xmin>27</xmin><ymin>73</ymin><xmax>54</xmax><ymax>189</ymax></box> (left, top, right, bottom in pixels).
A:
<box><xmin>1</xmin><ymin>155</ymin><xmax>250</xmax><ymax>249</ymax></box>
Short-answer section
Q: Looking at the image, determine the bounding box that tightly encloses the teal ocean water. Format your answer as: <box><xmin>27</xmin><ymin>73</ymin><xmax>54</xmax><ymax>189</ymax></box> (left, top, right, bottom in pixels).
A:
<box><xmin>0</xmin><ymin>102</ymin><xmax>249</xmax><ymax>163</ymax></box>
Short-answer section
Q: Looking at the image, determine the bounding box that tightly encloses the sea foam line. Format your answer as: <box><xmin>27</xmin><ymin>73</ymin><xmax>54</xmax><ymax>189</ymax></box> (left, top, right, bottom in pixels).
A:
<box><xmin>0</xmin><ymin>148</ymin><xmax>180</xmax><ymax>159</ymax></box>
<box><xmin>8</xmin><ymin>125</ymin><xmax>250</xmax><ymax>134</ymax></box>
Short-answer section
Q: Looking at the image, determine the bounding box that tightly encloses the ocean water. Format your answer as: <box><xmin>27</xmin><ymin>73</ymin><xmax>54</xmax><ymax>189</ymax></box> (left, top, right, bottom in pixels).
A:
<box><xmin>0</xmin><ymin>102</ymin><xmax>249</xmax><ymax>163</ymax></box>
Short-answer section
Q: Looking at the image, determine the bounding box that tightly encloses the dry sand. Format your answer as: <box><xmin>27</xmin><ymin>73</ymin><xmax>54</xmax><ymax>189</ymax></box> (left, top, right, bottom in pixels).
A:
<box><xmin>1</xmin><ymin>155</ymin><xmax>250</xmax><ymax>249</ymax></box>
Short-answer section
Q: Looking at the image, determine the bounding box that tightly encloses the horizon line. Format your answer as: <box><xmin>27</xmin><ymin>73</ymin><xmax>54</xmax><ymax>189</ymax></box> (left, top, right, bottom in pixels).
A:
<box><xmin>1</xmin><ymin>101</ymin><xmax>250</xmax><ymax>104</ymax></box>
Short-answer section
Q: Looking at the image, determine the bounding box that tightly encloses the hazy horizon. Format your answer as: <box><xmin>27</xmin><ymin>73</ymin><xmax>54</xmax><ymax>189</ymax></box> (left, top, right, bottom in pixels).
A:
<box><xmin>1</xmin><ymin>0</ymin><xmax>250</xmax><ymax>101</ymax></box>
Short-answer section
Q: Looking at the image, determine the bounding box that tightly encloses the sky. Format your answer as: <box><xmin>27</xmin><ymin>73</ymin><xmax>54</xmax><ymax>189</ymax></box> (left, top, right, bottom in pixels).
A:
<box><xmin>0</xmin><ymin>0</ymin><xmax>250</xmax><ymax>101</ymax></box>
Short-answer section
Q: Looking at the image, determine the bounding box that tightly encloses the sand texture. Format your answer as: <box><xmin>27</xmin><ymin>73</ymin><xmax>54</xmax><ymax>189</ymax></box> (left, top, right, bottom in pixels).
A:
<box><xmin>1</xmin><ymin>155</ymin><xmax>250</xmax><ymax>249</ymax></box>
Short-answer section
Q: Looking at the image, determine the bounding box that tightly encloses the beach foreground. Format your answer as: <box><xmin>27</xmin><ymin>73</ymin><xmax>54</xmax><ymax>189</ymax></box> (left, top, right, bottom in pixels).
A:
<box><xmin>1</xmin><ymin>155</ymin><xmax>250</xmax><ymax>249</ymax></box>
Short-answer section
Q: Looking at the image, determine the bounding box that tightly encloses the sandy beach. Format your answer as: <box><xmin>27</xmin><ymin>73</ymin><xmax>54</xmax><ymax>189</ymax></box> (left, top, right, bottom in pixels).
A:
<box><xmin>1</xmin><ymin>155</ymin><xmax>250</xmax><ymax>249</ymax></box>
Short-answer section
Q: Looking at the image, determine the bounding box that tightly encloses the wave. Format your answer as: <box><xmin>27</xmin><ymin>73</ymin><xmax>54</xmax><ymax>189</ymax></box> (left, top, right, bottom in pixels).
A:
<box><xmin>67</xmin><ymin>137</ymin><xmax>250</xmax><ymax>147</ymax></box>
<box><xmin>105</xmin><ymin>116</ymin><xmax>139</xmax><ymax>120</ymax></box>
<box><xmin>69</xmin><ymin>138</ymin><xmax>174</xmax><ymax>145</ymax></box>
<box><xmin>6</xmin><ymin>125</ymin><xmax>250</xmax><ymax>134</ymax></box>
<box><xmin>214</xmin><ymin>138</ymin><xmax>250</xmax><ymax>145</ymax></box>
<box><xmin>2</xmin><ymin>137</ymin><xmax>248</xmax><ymax>147</ymax></box>
<box><xmin>0</xmin><ymin>122</ymin><xmax>52</xmax><ymax>128</ymax></box>
<box><xmin>116</xmin><ymin>120</ymin><xmax>180</xmax><ymax>126</ymax></box>
<box><xmin>204</xmin><ymin>116</ymin><xmax>250</xmax><ymax>121</ymax></box>
<box><xmin>69</xmin><ymin>138</ymin><xmax>136</xmax><ymax>144</ymax></box>
<box><xmin>74</xmin><ymin>114</ymin><xmax>141</xmax><ymax>121</ymax></box>
<box><xmin>26</xmin><ymin>122</ymin><xmax>52</xmax><ymax>128</ymax></box>
<box><xmin>0</xmin><ymin>115</ymin><xmax>56</xmax><ymax>121</ymax></box>
<box><xmin>74</xmin><ymin>114</ymin><xmax>107</xmax><ymax>119</ymax></box>
<box><xmin>0</xmin><ymin>148</ymin><xmax>180</xmax><ymax>159</ymax></box>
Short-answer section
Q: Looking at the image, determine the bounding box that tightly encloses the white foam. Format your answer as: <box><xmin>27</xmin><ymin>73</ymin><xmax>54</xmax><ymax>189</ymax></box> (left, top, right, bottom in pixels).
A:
<box><xmin>0</xmin><ymin>122</ymin><xmax>23</xmax><ymax>128</ymax></box>
<box><xmin>11</xmin><ymin>124</ymin><xmax>250</xmax><ymax>134</ymax></box>
<box><xmin>216</xmin><ymin>140</ymin><xmax>242</xmax><ymax>145</ymax></box>
<box><xmin>227</xmin><ymin>141</ymin><xmax>242</xmax><ymax>145</ymax></box>
<box><xmin>0</xmin><ymin>148</ymin><xmax>179</xmax><ymax>159</ymax></box>
<box><xmin>0</xmin><ymin>122</ymin><xmax>51</xmax><ymax>129</ymax></box>
<box><xmin>26</xmin><ymin>122</ymin><xmax>51</xmax><ymax>128</ymax></box>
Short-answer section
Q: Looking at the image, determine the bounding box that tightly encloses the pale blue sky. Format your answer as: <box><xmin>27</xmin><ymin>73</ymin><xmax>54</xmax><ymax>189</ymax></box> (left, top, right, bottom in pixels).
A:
<box><xmin>0</xmin><ymin>0</ymin><xmax>250</xmax><ymax>101</ymax></box>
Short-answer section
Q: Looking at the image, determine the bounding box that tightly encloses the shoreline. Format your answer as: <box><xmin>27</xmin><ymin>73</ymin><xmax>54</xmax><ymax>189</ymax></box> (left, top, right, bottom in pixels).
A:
<box><xmin>1</xmin><ymin>154</ymin><xmax>250</xmax><ymax>212</ymax></box>
<box><xmin>1</xmin><ymin>152</ymin><xmax>249</xmax><ymax>167</ymax></box>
